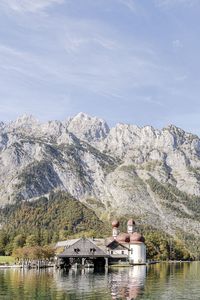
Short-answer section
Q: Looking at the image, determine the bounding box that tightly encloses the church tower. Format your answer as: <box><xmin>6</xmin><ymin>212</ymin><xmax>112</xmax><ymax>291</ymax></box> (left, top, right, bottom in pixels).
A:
<box><xmin>127</xmin><ymin>219</ymin><xmax>135</xmax><ymax>234</ymax></box>
<box><xmin>112</xmin><ymin>220</ymin><xmax>119</xmax><ymax>239</ymax></box>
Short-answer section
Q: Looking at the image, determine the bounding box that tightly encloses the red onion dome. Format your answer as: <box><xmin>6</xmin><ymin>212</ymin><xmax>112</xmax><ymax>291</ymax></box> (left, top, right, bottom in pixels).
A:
<box><xmin>116</xmin><ymin>233</ymin><xmax>130</xmax><ymax>243</ymax></box>
<box><xmin>127</xmin><ymin>219</ymin><xmax>135</xmax><ymax>226</ymax></box>
<box><xmin>130</xmin><ymin>232</ymin><xmax>145</xmax><ymax>243</ymax></box>
<box><xmin>112</xmin><ymin>220</ymin><xmax>120</xmax><ymax>228</ymax></box>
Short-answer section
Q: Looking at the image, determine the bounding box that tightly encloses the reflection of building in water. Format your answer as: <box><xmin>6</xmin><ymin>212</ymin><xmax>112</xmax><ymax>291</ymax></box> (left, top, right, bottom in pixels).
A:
<box><xmin>109</xmin><ymin>266</ymin><xmax>146</xmax><ymax>300</ymax></box>
<box><xmin>56</xmin><ymin>219</ymin><xmax>146</xmax><ymax>267</ymax></box>
<box><xmin>53</xmin><ymin>264</ymin><xmax>146</xmax><ymax>300</ymax></box>
<box><xmin>53</xmin><ymin>268</ymin><xmax>110</xmax><ymax>297</ymax></box>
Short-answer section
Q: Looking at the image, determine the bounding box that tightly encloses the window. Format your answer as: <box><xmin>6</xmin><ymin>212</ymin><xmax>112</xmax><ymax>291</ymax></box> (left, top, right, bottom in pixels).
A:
<box><xmin>111</xmin><ymin>251</ymin><xmax>113</xmax><ymax>254</ymax></box>
<box><xmin>131</xmin><ymin>249</ymin><xmax>133</xmax><ymax>255</ymax></box>
<box><xmin>74</xmin><ymin>248</ymin><xmax>80</xmax><ymax>253</ymax></box>
<box><xmin>122</xmin><ymin>251</ymin><xmax>124</xmax><ymax>254</ymax></box>
<box><xmin>90</xmin><ymin>248</ymin><xmax>96</xmax><ymax>253</ymax></box>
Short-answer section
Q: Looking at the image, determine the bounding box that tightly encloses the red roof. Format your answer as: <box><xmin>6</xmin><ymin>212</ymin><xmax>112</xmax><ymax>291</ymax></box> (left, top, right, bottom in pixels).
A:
<box><xmin>112</xmin><ymin>220</ymin><xmax>120</xmax><ymax>228</ymax></box>
<box><xmin>130</xmin><ymin>232</ymin><xmax>145</xmax><ymax>243</ymax></box>
<box><xmin>116</xmin><ymin>233</ymin><xmax>130</xmax><ymax>243</ymax></box>
<box><xmin>127</xmin><ymin>219</ymin><xmax>135</xmax><ymax>226</ymax></box>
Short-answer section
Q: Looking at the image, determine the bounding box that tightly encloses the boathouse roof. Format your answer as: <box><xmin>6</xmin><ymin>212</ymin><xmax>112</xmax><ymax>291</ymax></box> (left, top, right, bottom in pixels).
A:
<box><xmin>58</xmin><ymin>237</ymin><xmax>109</xmax><ymax>258</ymax></box>
<box><xmin>55</xmin><ymin>238</ymin><xmax>80</xmax><ymax>248</ymax></box>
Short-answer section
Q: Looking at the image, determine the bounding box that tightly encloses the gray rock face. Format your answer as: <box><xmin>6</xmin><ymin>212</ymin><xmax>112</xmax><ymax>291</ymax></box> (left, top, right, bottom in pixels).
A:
<box><xmin>1</xmin><ymin>113</ymin><xmax>200</xmax><ymax>239</ymax></box>
<box><xmin>67</xmin><ymin>112</ymin><xmax>110</xmax><ymax>143</ymax></box>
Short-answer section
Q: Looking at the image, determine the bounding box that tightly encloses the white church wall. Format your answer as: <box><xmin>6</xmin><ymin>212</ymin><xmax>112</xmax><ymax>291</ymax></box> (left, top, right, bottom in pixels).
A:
<box><xmin>129</xmin><ymin>243</ymin><xmax>146</xmax><ymax>264</ymax></box>
<box><xmin>109</xmin><ymin>248</ymin><xmax>129</xmax><ymax>256</ymax></box>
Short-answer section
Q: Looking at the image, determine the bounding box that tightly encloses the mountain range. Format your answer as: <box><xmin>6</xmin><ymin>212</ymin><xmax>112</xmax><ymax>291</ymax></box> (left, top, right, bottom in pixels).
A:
<box><xmin>1</xmin><ymin>112</ymin><xmax>200</xmax><ymax>251</ymax></box>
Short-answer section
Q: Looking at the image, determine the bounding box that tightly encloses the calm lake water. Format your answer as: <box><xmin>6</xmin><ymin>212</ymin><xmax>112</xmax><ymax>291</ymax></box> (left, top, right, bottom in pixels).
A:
<box><xmin>0</xmin><ymin>262</ymin><xmax>200</xmax><ymax>299</ymax></box>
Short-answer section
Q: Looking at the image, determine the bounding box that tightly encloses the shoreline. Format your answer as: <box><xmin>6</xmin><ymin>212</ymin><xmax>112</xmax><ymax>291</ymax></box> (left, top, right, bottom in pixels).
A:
<box><xmin>0</xmin><ymin>265</ymin><xmax>22</xmax><ymax>269</ymax></box>
<box><xmin>0</xmin><ymin>265</ymin><xmax>55</xmax><ymax>269</ymax></box>
<box><xmin>0</xmin><ymin>260</ymin><xmax>196</xmax><ymax>270</ymax></box>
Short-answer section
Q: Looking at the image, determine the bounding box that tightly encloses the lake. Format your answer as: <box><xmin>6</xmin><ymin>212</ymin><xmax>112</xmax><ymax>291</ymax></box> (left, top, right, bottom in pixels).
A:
<box><xmin>0</xmin><ymin>262</ymin><xmax>200</xmax><ymax>299</ymax></box>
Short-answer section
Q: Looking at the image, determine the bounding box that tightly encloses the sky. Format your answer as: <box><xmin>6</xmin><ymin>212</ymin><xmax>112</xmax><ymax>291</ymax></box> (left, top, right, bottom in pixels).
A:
<box><xmin>0</xmin><ymin>0</ymin><xmax>200</xmax><ymax>134</ymax></box>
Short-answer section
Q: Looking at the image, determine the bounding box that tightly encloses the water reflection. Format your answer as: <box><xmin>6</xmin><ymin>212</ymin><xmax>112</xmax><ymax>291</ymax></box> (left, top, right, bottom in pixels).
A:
<box><xmin>54</xmin><ymin>266</ymin><xmax>146</xmax><ymax>300</ymax></box>
<box><xmin>1</xmin><ymin>263</ymin><xmax>200</xmax><ymax>299</ymax></box>
<box><xmin>109</xmin><ymin>266</ymin><xmax>146</xmax><ymax>300</ymax></box>
<box><xmin>0</xmin><ymin>268</ymin><xmax>57</xmax><ymax>299</ymax></box>
<box><xmin>54</xmin><ymin>268</ymin><xmax>111</xmax><ymax>299</ymax></box>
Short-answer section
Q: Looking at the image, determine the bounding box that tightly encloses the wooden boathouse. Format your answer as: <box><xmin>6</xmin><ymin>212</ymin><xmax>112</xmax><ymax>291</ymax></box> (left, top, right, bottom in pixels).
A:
<box><xmin>58</xmin><ymin>237</ymin><xmax>109</xmax><ymax>269</ymax></box>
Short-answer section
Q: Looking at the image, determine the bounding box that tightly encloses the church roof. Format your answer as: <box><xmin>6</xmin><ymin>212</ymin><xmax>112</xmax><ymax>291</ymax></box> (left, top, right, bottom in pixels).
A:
<box><xmin>106</xmin><ymin>240</ymin><xmax>129</xmax><ymax>250</ymax></box>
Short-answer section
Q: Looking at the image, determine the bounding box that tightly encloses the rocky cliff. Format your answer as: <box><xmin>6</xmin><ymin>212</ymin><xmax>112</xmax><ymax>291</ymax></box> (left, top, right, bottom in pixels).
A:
<box><xmin>1</xmin><ymin>113</ymin><xmax>200</xmax><ymax>246</ymax></box>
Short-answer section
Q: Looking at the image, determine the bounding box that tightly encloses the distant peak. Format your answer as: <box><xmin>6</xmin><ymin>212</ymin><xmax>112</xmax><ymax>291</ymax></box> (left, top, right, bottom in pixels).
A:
<box><xmin>163</xmin><ymin>124</ymin><xmax>188</xmax><ymax>135</ymax></box>
<box><xmin>68</xmin><ymin>112</ymin><xmax>110</xmax><ymax>142</ymax></box>
<box><xmin>164</xmin><ymin>124</ymin><xmax>180</xmax><ymax>130</ymax></box>
<box><xmin>74</xmin><ymin>112</ymin><xmax>90</xmax><ymax>119</ymax></box>
<box><xmin>142</xmin><ymin>125</ymin><xmax>155</xmax><ymax>131</ymax></box>
<box><xmin>73</xmin><ymin>112</ymin><xmax>100</xmax><ymax>121</ymax></box>
<box><xmin>15</xmin><ymin>114</ymin><xmax>39</xmax><ymax>125</ymax></box>
<box><xmin>71</xmin><ymin>112</ymin><xmax>109</xmax><ymax>129</ymax></box>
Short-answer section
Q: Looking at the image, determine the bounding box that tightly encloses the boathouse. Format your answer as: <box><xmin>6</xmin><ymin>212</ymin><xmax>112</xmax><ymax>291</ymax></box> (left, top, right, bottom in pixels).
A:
<box><xmin>58</xmin><ymin>237</ymin><xmax>109</xmax><ymax>269</ymax></box>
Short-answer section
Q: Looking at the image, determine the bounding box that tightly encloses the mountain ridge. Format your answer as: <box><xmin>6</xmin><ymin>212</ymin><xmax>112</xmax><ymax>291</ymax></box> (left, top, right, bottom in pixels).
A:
<box><xmin>0</xmin><ymin>112</ymin><xmax>200</xmax><ymax>251</ymax></box>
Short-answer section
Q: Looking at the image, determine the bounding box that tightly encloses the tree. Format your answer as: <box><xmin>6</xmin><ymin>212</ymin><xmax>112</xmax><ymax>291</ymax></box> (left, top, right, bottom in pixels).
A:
<box><xmin>26</xmin><ymin>235</ymin><xmax>38</xmax><ymax>247</ymax></box>
<box><xmin>0</xmin><ymin>231</ymin><xmax>9</xmax><ymax>255</ymax></box>
<box><xmin>42</xmin><ymin>245</ymin><xmax>55</xmax><ymax>261</ymax></box>
<box><xmin>13</xmin><ymin>234</ymin><xmax>26</xmax><ymax>249</ymax></box>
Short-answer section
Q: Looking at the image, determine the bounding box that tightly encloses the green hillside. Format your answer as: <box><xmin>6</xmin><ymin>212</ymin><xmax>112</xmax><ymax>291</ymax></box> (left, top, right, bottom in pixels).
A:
<box><xmin>0</xmin><ymin>191</ymin><xmax>109</xmax><ymax>255</ymax></box>
<box><xmin>0</xmin><ymin>190</ymin><xmax>193</xmax><ymax>260</ymax></box>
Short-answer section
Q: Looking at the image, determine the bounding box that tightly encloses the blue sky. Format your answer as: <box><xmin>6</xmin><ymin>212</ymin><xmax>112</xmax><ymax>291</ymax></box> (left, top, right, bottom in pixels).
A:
<box><xmin>0</xmin><ymin>0</ymin><xmax>200</xmax><ymax>134</ymax></box>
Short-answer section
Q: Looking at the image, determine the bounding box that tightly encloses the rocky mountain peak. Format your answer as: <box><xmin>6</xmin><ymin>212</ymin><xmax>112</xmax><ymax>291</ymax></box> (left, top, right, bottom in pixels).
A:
<box><xmin>40</xmin><ymin>120</ymin><xmax>65</xmax><ymax>137</ymax></box>
<box><xmin>14</xmin><ymin>114</ymin><xmax>39</xmax><ymax>127</ymax></box>
<box><xmin>0</xmin><ymin>122</ymin><xmax>5</xmax><ymax>130</ymax></box>
<box><xmin>67</xmin><ymin>112</ymin><xmax>110</xmax><ymax>143</ymax></box>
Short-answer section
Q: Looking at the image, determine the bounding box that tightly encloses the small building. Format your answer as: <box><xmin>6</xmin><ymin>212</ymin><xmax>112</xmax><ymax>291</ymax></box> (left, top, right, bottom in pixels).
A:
<box><xmin>57</xmin><ymin>237</ymin><xmax>109</xmax><ymax>269</ymax></box>
<box><xmin>105</xmin><ymin>239</ymin><xmax>129</xmax><ymax>265</ymax></box>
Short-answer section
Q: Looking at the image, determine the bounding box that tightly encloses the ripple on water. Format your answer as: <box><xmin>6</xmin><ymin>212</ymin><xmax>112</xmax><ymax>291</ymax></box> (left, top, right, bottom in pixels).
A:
<box><xmin>0</xmin><ymin>263</ymin><xmax>200</xmax><ymax>299</ymax></box>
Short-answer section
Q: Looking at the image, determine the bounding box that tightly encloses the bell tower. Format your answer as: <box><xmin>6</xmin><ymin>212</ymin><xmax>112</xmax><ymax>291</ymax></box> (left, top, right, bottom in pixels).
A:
<box><xmin>112</xmin><ymin>220</ymin><xmax>119</xmax><ymax>239</ymax></box>
<box><xmin>127</xmin><ymin>219</ymin><xmax>135</xmax><ymax>234</ymax></box>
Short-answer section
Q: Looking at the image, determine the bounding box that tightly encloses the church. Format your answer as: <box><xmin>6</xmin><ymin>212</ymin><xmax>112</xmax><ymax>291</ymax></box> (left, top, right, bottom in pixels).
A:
<box><xmin>105</xmin><ymin>219</ymin><xmax>146</xmax><ymax>265</ymax></box>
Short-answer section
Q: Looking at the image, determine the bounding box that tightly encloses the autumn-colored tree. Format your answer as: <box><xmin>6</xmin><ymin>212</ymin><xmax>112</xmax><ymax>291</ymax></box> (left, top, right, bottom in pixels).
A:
<box><xmin>0</xmin><ymin>231</ymin><xmax>9</xmax><ymax>255</ymax></box>
<box><xmin>26</xmin><ymin>235</ymin><xmax>38</xmax><ymax>247</ymax></box>
<box><xmin>13</xmin><ymin>234</ymin><xmax>26</xmax><ymax>249</ymax></box>
<box><xmin>42</xmin><ymin>245</ymin><xmax>55</xmax><ymax>260</ymax></box>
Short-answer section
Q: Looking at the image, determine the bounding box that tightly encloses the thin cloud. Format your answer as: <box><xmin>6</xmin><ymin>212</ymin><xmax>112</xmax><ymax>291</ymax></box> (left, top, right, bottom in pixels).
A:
<box><xmin>64</xmin><ymin>35</ymin><xmax>117</xmax><ymax>53</ymax></box>
<box><xmin>175</xmin><ymin>75</ymin><xmax>187</xmax><ymax>81</ymax></box>
<box><xmin>117</xmin><ymin>0</ymin><xmax>136</xmax><ymax>11</ymax></box>
<box><xmin>65</xmin><ymin>36</ymin><xmax>87</xmax><ymax>53</ymax></box>
<box><xmin>155</xmin><ymin>0</ymin><xmax>199</xmax><ymax>8</ymax></box>
<box><xmin>0</xmin><ymin>0</ymin><xmax>64</xmax><ymax>13</ymax></box>
<box><xmin>141</xmin><ymin>96</ymin><xmax>164</xmax><ymax>107</ymax></box>
<box><xmin>93</xmin><ymin>37</ymin><xmax>117</xmax><ymax>50</ymax></box>
<box><xmin>173</xmin><ymin>39</ymin><xmax>183</xmax><ymax>49</ymax></box>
